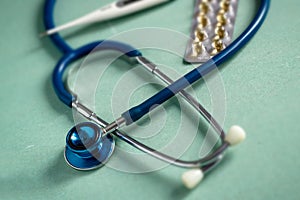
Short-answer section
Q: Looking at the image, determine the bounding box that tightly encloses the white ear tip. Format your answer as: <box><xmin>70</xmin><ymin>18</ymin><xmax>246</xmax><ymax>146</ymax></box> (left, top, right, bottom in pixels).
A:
<box><xmin>181</xmin><ymin>169</ymin><xmax>204</xmax><ymax>189</ymax></box>
<box><xmin>225</xmin><ymin>125</ymin><xmax>246</xmax><ymax>146</ymax></box>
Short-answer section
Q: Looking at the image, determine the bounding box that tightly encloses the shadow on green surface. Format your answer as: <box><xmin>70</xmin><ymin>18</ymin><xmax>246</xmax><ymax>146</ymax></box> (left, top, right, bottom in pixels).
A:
<box><xmin>170</xmin><ymin>153</ymin><xmax>233</xmax><ymax>200</ymax></box>
<box><xmin>43</xmin><ymin>150</ymin><xmax>96</xmax><ymax>186</ymax></box>
<box><xmin>44</xmin><ymin>76</ymin><xmax>72</xmax><ymax>118</ymax></box>
<box><xmin>0</xmin><ymin>151</ymin><xmax>96</xmax><ymax>198</ymax></box>
<box><xmin>37</xmin><ymin>2</ymin><xmax>74</xmax><ymax>121</ymax></box>
<box><xmin>36</xmin><ymin>2</ymin><xmax>61</xmax><ymax>60</ymax></box>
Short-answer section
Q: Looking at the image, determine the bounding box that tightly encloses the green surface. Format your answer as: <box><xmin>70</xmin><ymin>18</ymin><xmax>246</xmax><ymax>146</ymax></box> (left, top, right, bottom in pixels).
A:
<box><xmin>1</xmin><ymin>0</ymin><xmax>300</xmax><ymax>199</ymax></box>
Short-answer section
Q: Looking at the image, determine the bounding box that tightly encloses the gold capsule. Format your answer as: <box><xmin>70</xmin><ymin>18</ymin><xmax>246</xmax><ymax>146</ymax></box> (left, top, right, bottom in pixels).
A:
<box><xmin>192</xmin><ymin>42</ymin><xmax>203</xmax><ymax>55</ymax></box>
<box><xmin>217</xmin><ymin>14</ymin><xmax>227</xmax><ymax>26</ymax></box>
<box><xmin>216</xmin><ymin>22</ymin><xmax>224</xmax><ymax>29</ymax></box>
<box><xmin>211</xmin><ymin>49</ymin><xmax>219</xmax><ymax>56</ymax></box>
<box><xmin>213</xmin><ymin>35</ymin><xmax>221</xmax><ymax>42</ymax></box>
<box><xmin>212</xmin><ymin>39</ymin><xmax>224</xmax><ymax>52</ymax></box>
<box><xmin>215</xmin><ymin>26</ymin><xmax>226</xmax><ymax>38</ymax></box>
<box><xmin>184</xmin><ymin>0</ymin><xmax>239</xmax><ymax>62</ymax></box>
<box><xmin>199</xmin><ymin>2</ymin><xmax>209</xmax><ymax>14</ymax></box>
<box><xmin>194</xmin><ymin>29</ymin><xmax>207</xmax><ymax>41</ymax></box>
<box><xmin>218</xmin><ymin>9</ymin><xmax>226</xmax><ymax>16</ymax></box>
<box><xmin>220</xmin><ymin>0</ymin><xmax>230</xmax><ymax>12</ymax></box>
<box><xmin>197</xmin><ymin>14</ymin><xmax>209</xmax><ymax>28</ymax></box>
<box><xmin>198</xmin><ymin>10</ymin><xmax>207</xmax><ymax>17</ymax></box>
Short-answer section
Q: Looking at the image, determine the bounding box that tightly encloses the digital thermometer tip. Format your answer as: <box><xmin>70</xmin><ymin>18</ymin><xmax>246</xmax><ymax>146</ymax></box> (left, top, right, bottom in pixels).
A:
<box><xmin>39</xmin><ymin>31</ymin><xmax>50</xmax><ymax>38</ymax></box>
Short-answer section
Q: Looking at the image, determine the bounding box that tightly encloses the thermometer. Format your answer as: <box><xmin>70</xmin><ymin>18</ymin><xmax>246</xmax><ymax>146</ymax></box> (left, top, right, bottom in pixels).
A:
<box><xmin>40</xmin><ymin>0</ymin><xmax>172</xmax><ymax>37</ymax></box>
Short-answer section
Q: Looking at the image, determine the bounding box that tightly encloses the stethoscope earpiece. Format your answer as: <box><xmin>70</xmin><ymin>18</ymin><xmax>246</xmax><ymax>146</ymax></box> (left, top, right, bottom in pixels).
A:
<box><xmin>64</xmin><ymin>122</ymin><xmax>115</xmax><ymax>170</ymax></box>
<box><xmin>43</xmin><ymin>0</ymin><xmax>270</xmax><ymax>188</ymax></box>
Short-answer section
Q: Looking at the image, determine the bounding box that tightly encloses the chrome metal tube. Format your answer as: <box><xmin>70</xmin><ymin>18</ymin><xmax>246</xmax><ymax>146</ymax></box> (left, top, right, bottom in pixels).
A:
<box><xmin>136</xmin><ymin>56</ymin><xmax>226</xmax><ymax>140</ymax></box>
<box><xmin>72</xmin><ymin>100</ymin><xmax>227</xmax><ymax>168</ymax></box>
<box><xmin>70</xmin><ymin>56</ymin><xmax>229</xmax><ymax>169</ymax></box>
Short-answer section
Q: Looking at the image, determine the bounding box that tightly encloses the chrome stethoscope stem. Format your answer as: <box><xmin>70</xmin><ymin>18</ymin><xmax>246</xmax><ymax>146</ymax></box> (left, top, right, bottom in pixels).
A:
<box><xmin>72</xmin><ymin>56</ymin><xmax>228</xmax><ymax>169</ymax></box>
<box><xmin>103</xmin><ymin>56</ymin><xmax>226</xmax><ymax>141</ymax></box>
<box><xmin>72</xmin><ymin>100</ymin><xmax>226</xmax><ymax>169</ymax></box>
<box><xmin>135</xmin><ymin>56</ymin><xmax>226</xmax><ymax>140</ymax></box>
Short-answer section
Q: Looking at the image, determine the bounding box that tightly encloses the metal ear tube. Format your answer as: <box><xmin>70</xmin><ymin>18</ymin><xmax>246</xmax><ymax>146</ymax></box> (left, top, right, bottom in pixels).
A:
<box><xmin>42</xmin><ymin>0</ymin><xmax>270</xmax><ymax>189</ymax></box>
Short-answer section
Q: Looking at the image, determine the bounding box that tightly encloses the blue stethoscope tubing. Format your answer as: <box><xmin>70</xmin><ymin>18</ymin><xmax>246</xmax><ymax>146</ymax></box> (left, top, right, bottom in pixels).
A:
<box><xmin>46</xmin><ymin>0</ymin><xmax>271</xmax><ymax>124</ymax></box>
<box><xmin>44</xmin><ymin>0</ymin><xmax>225</xmax><ymax>170</ymax></box>
<box><xmin>122</xmin><ymin>0</ymin><xmax>271</xmax><ymax>125</ymax></box>
<box><xmin>44</xmin><ymin>0</ymin><xmax>270</xmax><ymax>170</ymax></box>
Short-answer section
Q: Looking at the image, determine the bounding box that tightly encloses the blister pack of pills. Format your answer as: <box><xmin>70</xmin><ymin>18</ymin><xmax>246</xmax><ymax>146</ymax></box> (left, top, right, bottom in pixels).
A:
<box><xmin>184</xmin><ymin>0</ymin><xmax>239</xmax><ymax>63</ymax></box>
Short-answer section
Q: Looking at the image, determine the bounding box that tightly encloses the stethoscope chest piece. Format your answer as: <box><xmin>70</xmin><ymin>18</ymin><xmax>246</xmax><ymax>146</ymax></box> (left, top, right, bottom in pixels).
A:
<box><xmin>64</xmin><ymin>122</ymin><xmax>115</xmax><ymax>170</ymax></box>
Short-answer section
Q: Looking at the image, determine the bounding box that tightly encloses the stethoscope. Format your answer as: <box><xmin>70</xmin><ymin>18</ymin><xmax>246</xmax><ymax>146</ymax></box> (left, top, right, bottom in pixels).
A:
<box><xmin>42</xmin><ymin>0</ymin><xmax>270</xmax><ymax>189</ymax></box>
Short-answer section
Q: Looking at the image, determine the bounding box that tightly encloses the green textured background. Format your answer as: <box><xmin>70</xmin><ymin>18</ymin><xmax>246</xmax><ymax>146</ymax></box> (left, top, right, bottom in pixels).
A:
<box><xmin>1</xmin><ymin>0</ymin><xmax>300</xmax><ymax>199</ymax></box>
